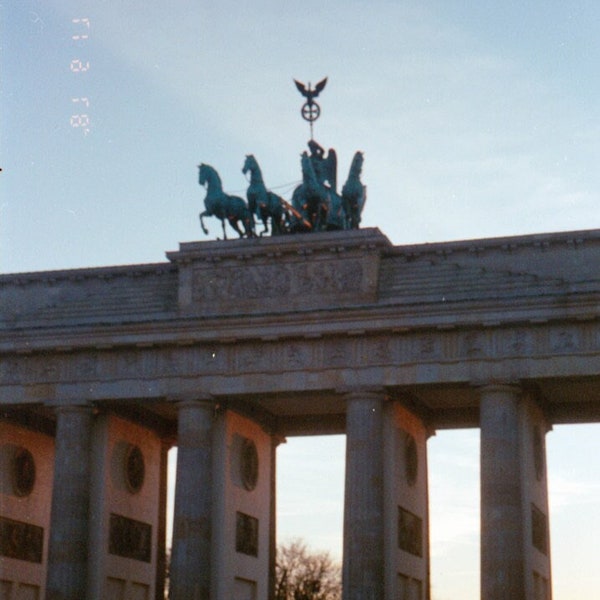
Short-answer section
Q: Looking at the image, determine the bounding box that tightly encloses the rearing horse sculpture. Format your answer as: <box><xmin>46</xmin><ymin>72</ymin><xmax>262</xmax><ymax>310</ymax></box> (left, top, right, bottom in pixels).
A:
<box><xmin>290</xmin><ymin>152</ymin><xmax>330</xmax><ymax>232</ymax></box>
<box><xmin>341</xmin><ymin>151</ymin><xmax>366</xmax><ymax>229</ymax></box>
<box><xmin>198</xmin><ymin>163</ymin><xmax>254</xmax><ymax>239</ymax></box>
<box><xmin>242</xmin><ymin>154</ymin><xmax>286</xmax><ymax>236</ymax></box>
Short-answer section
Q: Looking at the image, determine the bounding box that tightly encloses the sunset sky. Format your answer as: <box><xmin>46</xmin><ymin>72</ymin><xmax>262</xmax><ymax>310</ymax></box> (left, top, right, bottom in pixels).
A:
<box><xmin>3</xmin><ymin>2</ymin><xmax>600</xmax><ymax>597</ymax></box>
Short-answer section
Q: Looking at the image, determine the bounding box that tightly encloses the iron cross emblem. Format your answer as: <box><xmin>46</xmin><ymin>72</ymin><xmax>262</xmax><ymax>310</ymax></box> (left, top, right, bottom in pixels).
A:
<box><xmin>294</xmin><ymin>77</ymin><xmax>328</xmax><ymax>138</ymax></box>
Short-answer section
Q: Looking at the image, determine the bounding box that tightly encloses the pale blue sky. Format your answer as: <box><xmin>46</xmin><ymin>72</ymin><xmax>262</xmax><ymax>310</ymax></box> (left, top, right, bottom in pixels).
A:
<box><xmin>4</xmin><ymin>2</ymin><xmax>600</xmax><ymax>598</ymax></box>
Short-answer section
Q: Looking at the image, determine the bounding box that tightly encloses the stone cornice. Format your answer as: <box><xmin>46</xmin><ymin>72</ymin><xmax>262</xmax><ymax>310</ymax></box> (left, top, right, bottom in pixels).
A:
<box><xmin>166</xmin><ymin>227</ymin><xmax>392</xmax><ymax>264</ymax></box>
<box><xmin>1</xmin><ymin>285</ymin><xmax>599</xmax><ymax>354</ymax></box>
<box><xmin>386</xmin><ymin>228</ymin><xmax>600</xmax><ymax>258</ymax></box>
<box><xmin>0</xmin><ymin>262</ymin><xmax>176</xmax><ymax>285</ymax></box>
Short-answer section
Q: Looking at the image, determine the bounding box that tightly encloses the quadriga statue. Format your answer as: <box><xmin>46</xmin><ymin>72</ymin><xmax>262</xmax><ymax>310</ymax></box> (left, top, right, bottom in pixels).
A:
<box><xmin>197</xmin><ymin>146</ymin><xmax>366</xmax><ymax>239</ymax></box>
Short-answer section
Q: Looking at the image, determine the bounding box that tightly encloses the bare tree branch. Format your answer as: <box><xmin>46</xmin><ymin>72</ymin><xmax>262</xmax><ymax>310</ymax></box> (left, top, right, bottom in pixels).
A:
<box><xmin>275</xmin><ymin>538</ymin><xmax>341</xmax><ymax>600</ymax></box>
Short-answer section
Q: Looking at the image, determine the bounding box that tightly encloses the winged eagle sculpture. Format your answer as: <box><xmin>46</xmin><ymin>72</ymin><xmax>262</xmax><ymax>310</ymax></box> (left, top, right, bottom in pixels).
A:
<box><xmin>293</xmin><ymin>77</ymin><xmax>328</xmax><ymax>103</ymax></box>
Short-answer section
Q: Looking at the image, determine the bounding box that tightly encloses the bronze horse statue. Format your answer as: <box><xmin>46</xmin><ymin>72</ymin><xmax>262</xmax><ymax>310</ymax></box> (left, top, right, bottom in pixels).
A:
<box><xmin>290</xmin><ymin>150</ymin><xmax>348</xmax><ymax>232</ymax></box>
<box><xmin>242</xmin><ymin>154</ymin><xmax>286</xmax><ymax>236</ymax></box>
<box><xmin>341</xmin><ymin>151</ymin><xmax>366</xmax><ymax>229</ymax></box>
<box><xmin>198</xmin><ymin>163</ymin><xmax>254</xmax><ymax>239</ymax></box>
<box><xmin>290</xmin><ymin>152</ymin><xmax>331</xmax><ymax>232</ymax></box>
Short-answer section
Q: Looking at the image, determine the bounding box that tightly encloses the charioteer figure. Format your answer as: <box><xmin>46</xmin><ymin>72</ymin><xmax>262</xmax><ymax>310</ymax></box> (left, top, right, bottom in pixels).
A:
<box><xmin>307</xmin><ymin>139</ymin><xmax>337</xmax><ymax>193</ymax></box>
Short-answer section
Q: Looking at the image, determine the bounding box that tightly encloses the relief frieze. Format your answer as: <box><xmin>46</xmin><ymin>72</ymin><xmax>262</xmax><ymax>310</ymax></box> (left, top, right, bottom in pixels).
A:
<box><xmin>325</xmin><ymin>338</ymin><xmax>352</xmax><ymax>368</ymax></box>
<box><xmin>580</xmin><ymin>324</ymin><xmax>598</xmax><ymax>352</ymax></box>
<box><xmin>121</xmin><ymin>350</ymin><xmax>145</xmax><ymax>376</ymax></box>
<box><xmin>370</xmin><ymin>337</ymin><xmax>395</xmax><ymax>364</ymax></box>
<box><xmin>0</xmin><ymin>357</ymin><xmax>23</xmax><ymax>384</ymax></box>
<box><xmin>160</xmin><ymin>348</ymin><xmax>182</xmax><ymax>377</ymax></box>
<box><xmin>412</xmin><ymin>335</ymin><xmax>441</xmax><ymax>361</ymax></box>
<box><xmin>504</xmin><ymin>329</ymin><xmax>534</xmax><ymax>356</ymax></box>
<box><xmin>235</xmin><ymin>344</ymin><xmax>271</xmax><ymax>373</ymax></box>
<box><xmin>283</xmin><ymin>343</ymin><xmax>311</xmax><ymax>370</ymax></box>
<box><xmin>36</xmin><ymin>357</ymin><xmax>60</xmax><ymax>380</ymax></box>
<box><xmin>188</xmin><ymin>257</ymin><xmax>369</xmax><ymax>314</ymax></box>
<box><xmin>360</xmin><ymin>336</ymin><xmax>397</xmax><ymax>366</ymax></box>
<box><xmin>194</xmin><ymin>263</ymin><xmax>292</xmax><ymax>301</ymax></box>
<box><xmin>550</xmin><ymin>328</ymin><xmax>580</xmax><ymax>353</ymax></box>
<box><xmin>3</xmin><ymin>321</ymin><xmax>600</xmax><ymax>390</ymax></box>
<box><xmin>73</xmin><ymin>352</ymin><xmax>100</xmax><ymax>379</ymax></box>
<box><xmin>462</xmin><ymin>331</ymin><xmax>489</xmax><ymax>359</ymax></box>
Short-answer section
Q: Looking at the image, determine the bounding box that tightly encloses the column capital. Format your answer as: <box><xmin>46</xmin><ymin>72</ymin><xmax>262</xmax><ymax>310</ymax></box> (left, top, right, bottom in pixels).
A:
<box><xmin>337</xmin><ymin>386</ymin><xmax>387</xmax><ymax>401</ymax></box>
<box><xmin>44</xmin><ymin>400</ymin><xmax>95</xmax><ymax>412</ymax></box>
<box><xmin>46</xmin><ymin>402</ymin><xmax>97</xmax><ymax>424</ymax></box>
<box><xmin>475</xmin><ymin>382</ymin><xmax>522</xmax><ymax>396</ymax></box>
<box><xmin>168</xmin><ymin>393</ymin><xmax>216</xmax><ymax>409</ymax></box>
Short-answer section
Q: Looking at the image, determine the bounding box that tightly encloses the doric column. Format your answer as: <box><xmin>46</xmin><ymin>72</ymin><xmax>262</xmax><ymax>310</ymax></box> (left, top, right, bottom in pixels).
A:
<box><xmin>169</xmin><ymin>399</ymin><xmax>214</xmax><ymax>600</ymax></box>
<box><xmin>479</xmin><ymin>384</ymin><xmax>525</xmax><ymax>599</ymax></box>
<box><xmin>342</xmin><ymin>389</ymin><xmax>385</xmax><ymax>600</ymax></box>
<box><xmin>46</xmin><ymin>404</ymin><xmax>94</xmax><ymax>600</ymax></box>
<box><xmin>479</xmin><ymin>384</ymin><xmax>553</xmax><ymax>600</ymax></box>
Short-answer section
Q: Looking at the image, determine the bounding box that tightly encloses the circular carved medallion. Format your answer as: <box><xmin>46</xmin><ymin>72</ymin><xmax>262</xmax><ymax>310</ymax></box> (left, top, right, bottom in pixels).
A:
<box><xmin>13</xmin><ymin>447</ymin><xmax>36</xmax><ymax>497</ymax></box>
<box><xmin>240</xmin><ymin>438</ymin><xmax>259</xmax><ymax>491</ymax></box>
<box><xmin>124</xmin><ymin>445</ymin><xmax>145</xmax><ymax>494</ymax></box>
<box><xmin>405</xmin><ymin>435</ymin><xmax>418</xmax><ymax>486</ymax></box>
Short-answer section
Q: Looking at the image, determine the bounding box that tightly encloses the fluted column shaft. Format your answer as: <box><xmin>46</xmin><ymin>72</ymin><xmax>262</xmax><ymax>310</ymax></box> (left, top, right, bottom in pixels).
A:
<box><xmin>46</xmin><ymin>404</ymin><xmax>94</xmax><ymax>600</ymax></box>
<box><xmin>169</xmin><ymin>400</ymin><xmax>214</xmax><ymax>600</ymax></box>
<box><xmin>479</xmin><ymin>384</ymin><xmax>525</xmax><ymax>600</ymax></box>
<box><xmin>342</xmin><ymin>390</ymin><xmax>385</xmax><ymax>600</ymax></box>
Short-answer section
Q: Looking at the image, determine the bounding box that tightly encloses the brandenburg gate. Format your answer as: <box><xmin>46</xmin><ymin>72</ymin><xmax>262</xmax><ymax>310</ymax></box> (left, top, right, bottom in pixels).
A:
<box><xmin>2</xmin><ymin>227</ymin><xmax>600</xmax><ymax>599</ymax></box>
